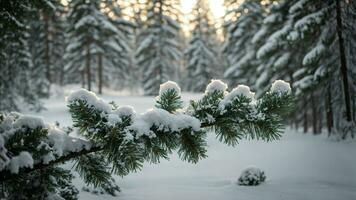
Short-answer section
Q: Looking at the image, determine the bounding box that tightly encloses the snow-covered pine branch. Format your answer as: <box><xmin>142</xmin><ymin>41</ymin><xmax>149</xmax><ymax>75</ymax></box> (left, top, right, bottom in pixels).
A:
<box><xmin>0</xmin><ymin>80</ymin><xmax>293</xmax><ymax>198</ymax></box>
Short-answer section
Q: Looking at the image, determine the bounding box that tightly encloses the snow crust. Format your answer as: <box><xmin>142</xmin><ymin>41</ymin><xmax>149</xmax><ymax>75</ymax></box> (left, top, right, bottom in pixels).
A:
<box><xmin>159</xmin><ymin>81</ymin><xmax>181</xmax><ymax>97</ymax></box>
<box><xmin>9</xmin><ymin>151</ymin><xmax>33</xmax><ymax>174</ymax></box>
<box><xmin>67</xmin><ymin>89</ymin><xmax>112</xmax><ymax>112</ymax></box>
<box><xmin>205</xmin><ymin>80</ymin><xmax>228</xmax><ymax>94</ymax></box>
<box><xmin>271</xmin><ymin>80</ymin><xmax>291</xmax><ymax>95</ymax></box>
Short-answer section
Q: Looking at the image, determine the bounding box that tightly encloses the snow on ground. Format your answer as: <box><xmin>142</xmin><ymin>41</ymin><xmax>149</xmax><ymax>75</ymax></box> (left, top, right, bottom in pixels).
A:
<box><xmin>25</xmin><ymin>87</ymin><xmax>356</xmax><ymax>200</ymax></box>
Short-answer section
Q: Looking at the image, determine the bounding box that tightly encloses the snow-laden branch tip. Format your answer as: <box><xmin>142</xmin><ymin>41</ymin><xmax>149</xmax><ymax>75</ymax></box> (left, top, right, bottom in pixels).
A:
<box><xmin>66</xmin><ymin>89</ymin><xmax>111</xmax><ymax>112</ymax></box>
<box><xmin>271</xmin><ymin>80</ymin><xmax>291</xmax><ymax>95</ymax></box>
<box><xmin>205</xmin><ymin>79</ymin><xmax>228</xmax><ymax>94</ymax></box>
<box><xmin>219</xmin><ymin>85</ymin><xmax>255</xmax><ymax>110</ymax></box>
<box><xmin>159</xmin><ymin>81</ymin><xmax>181</xmax><ymax>97</ymax></box>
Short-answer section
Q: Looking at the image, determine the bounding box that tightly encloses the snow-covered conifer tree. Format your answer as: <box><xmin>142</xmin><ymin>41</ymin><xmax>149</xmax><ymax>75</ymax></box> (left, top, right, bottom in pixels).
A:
<box><xmin>65</xmin><ymin>0</ymin><xmax>127</xmax><ymax>93</ymax></box>
<box><xmin>185</xmin><ymin>0</ymin><xmax>220</xmax><ymax>92</ymax></box>
<box><xmin>223</xmin><ymin>0</ymin><xmax>265</xmax><ymax>87</ymax></box>
<box><xmin>136</xmin><ymin>0</ymin><xmax>182</xmax><ymax>95</ymax></box>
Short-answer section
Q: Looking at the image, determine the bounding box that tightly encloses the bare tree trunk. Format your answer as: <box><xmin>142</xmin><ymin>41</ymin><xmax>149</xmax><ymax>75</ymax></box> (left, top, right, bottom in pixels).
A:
<box><xmin>311</xmin><ymin>92</ymin><xmax>318</xmax><ymax>134</ymax></box>
<box><xmin>81</xmin><ymin>70</ymin><xmax>85</xmax><ymax>88</ymax></box>
<box><xmin>326</xmin><ymin>85</ymin><xmax>333</xmax><ymax>135</ymax></box>
<box><xmin>98</xmin><ymin>54</ymin><xmax>103</xmax><ymax>94</ymax></box>
<box><xmin>43</xmin><ymin>11</ymin><xmax>51</xmax><ymax>84</ymax></box>
<box><xmin>336</xmin><ymin>0</ymin><xmax>352</xmax><ymax>121</ymax></box>
<box><xmin>303</xmin><ymin>98</ymin><xmax>308</xmax><ymax>133</ymax></box>
<box><xmin>86</xmin><ymin>42</ymin><xmax>91</xmax><ymax>91</ymax></box>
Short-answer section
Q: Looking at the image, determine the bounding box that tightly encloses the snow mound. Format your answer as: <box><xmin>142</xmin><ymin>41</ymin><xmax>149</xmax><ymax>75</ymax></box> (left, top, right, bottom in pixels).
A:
<box><xmin>271</xmin><ymin>80</ymin><xmax>291</xmax><ymax>95</ymax></box>
<box><xmin>9</xmin><ymin>151</ymin><xmax>34</xmax><ymax>174</ymax></box>
<box><xmin>66</xmin><ymin>89</ymin><xmax>111</xmax><ymax>113</ymax></box>
<box><xmin>113</xmin><ymin>105</ymin><xmax>136</xmax><ymax>118</ymax></box>
<box><xmin>128</xmin><ymin>109</ymin><xmax>201</xmax><ymax>137</ymax></box>
<box><xmin>13</xmin><ymin>115</ymin><xmax>45</xmax><ymax>129</ymax></box>
<box><xmin>205</xmin><ymin>79</ymin><xmax>228</xmax><ymax>94</ymax></box>
<box><xmin>219</xmin><ymin>85</ymin><xmax>255</xmax><ymax>110</ymax></box>
<box><xmin>159</xmin><ymin>81</ymin><xmax>181</xmax><ymax>96</ymax></box>
<box><xmin>237</xmin><ymin>166</ymin><xmax>266</xmax><ymax>186</ymax></box>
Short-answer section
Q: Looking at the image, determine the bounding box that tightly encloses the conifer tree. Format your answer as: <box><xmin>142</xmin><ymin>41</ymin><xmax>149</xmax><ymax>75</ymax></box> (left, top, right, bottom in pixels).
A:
<box><xmin>223</xmin><ymin>0</ymin><xmax>265</xmax><ymax>87</ymax></box>
<box><xmin>185</xmin><ymin>0</ymin><xmax>220</xmax><ymax>92</ymax></box>
<box><xmin>136</xmin><ymin>0</ymin><xmax>182</xmax><ymax>95</ymax></box>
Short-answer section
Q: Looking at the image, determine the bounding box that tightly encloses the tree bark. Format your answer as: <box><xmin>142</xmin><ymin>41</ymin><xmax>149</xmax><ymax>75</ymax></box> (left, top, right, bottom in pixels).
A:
<box><xmin>311</xmin><ymin>92</ymin><xmax>318</xmax><ymax>134</ymax></box>
<box><xmin>98</xmin><ymin>54</ymin><xmax>103</xmax><ymax>94</ymax></box>
<box><xmin>81</xmin><ymin>70</ymin><xmax>85</xmax><ymax>88</ymax></box>
<box><xmin>86</xmin><ymin>41</ymin><xmax>91</xmax><ymax>91</ymax></box>
<box><xmin>326</xmin><ymin>85</ymin><xmax>333</xmax><ymax>135</ymax></box>
<box><xmin>336</xmin><ymin>0</ymin><xmax>352</xmax><ymax>121</ymax></box>
<box><xmin>43</xmin><ymin>11</ymin><xmax>51</xmax><ymax>85</ymax></box>
<box><xmin>303</xmin><ymin>98</ymin><xmax>308</xmax><ymax>133</ymax></box>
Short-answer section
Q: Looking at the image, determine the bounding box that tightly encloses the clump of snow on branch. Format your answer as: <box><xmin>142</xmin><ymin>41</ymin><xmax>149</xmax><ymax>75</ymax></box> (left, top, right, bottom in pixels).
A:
<box><xmin>159</xmin><ymin>81</ymin><xmax>181</xmax><ymax>97</ymax></box>
<box><xmin>113</xmin><ymin>105</ymin><xmax>136</xmax><ymax>118</ymax></box>
<box><xmin>47</xmin><ymin>126</ymin><xmax>92</xmax><ymax>158</ymax></box>
<box><xmin>219</xmin><ymin>85</ymin><xmax>255</xmax><ymax>110</ymax></box>
<box><xmin>128</xmin><ymin>109</ymin><xmax>201</xmax><ymax>138</ymax></box>
<box><xmin>9</xmin><ymin>151</ymin><xmax>33</xmax><ymax>174</ymax></box>
<box><xmin>107</xmin><ymin>114</ymin><xmax>122</xmax><ymax>126</ymax></box>
<box><xmin>271</xmin><ymin>80</ymin><xmax>291</xmax><ymax>95</ymax></box>
<box><xmin>0</xmin><ymin>113</ymin><xmax>92</xmax><ymax>173</ymax></box>
<box><xmin>205</xmin><ymin>79</ymin><xmax>228</xmax><ymax>94</ymax></box>
<box><xmin>13</xmin><ymin>115</ymin><xmax>45</xmax><ymax>129</ymax></box>
<box><xmin>66</xmin><ymin>89</ymin><xmax>111</xmax><ymax>112</ymax></box>
<box><xmin>237</xmin><ymin>166</ymin><xmax>266</xmax><ymax>186</ymax></box>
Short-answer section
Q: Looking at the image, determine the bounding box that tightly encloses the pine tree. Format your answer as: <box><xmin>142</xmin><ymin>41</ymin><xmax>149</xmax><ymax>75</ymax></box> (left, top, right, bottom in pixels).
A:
<box><xmin>0</xmin><ymin>0</ymin><xmax>56</xmax><ymax>111</ymax></box>
<box><xmin>136</xmin><ymin>0</ymin><xmax>182</xmax><ymax>95</ymax></box>
<box><xmin>0</xmin><ymin>80</ymin><xmax>294</xmax><ymax>199</ymax></box>
<box><xmin>252</xmin><ymin>0</ymin><xmax>297</xmax><ymax>95</ymax></box>
<box><xmin>185</xmin><ymin>0</ymin><xmax>220</xmax><ymax>92</ymax></box>
<box><xmin>223</xmin><ymin>0</ymin><xmax>265</xmax><ymax>87</ymax></box>
<box><xmin>101</xmin><ymin>0</ymin><xmax>135</xmax><ymax>91</ymax></box>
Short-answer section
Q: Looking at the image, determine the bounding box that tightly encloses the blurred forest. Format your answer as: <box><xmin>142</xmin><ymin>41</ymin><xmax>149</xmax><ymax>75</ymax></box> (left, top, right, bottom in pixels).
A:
<box><xmin>0</xmin><ymin>0</ymin><xmax>355</xmax><ymax>138</ymax></box>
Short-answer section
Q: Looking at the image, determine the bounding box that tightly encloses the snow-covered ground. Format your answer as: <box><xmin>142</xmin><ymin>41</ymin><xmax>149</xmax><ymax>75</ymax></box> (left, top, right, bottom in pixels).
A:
<box><xmin>26</xmin><ymin>88</ymin><xmax>356</xmax><ymax>200</ymax></box>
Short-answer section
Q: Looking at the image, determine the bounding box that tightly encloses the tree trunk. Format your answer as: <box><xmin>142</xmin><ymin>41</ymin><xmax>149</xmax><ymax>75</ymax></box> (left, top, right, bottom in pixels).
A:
<box><xmin>86</xmin><ymin>42</ymin><xmax>91</xmax><ymax>91</ymax></box>
<box><xmin>98</xmin><ymin>54</ymin><xmax>103</xmax><ymax>94</ymax></box>
<box><xmin>311</xmin><ymin>92</ymin><xmax>318</xmax><ymax>134</ymax></box>
<box><xmin>326</xmin><ymin>85</ymin><xmax>333</xmax><ymax>135</ymax></box>
<box><xmin>303</xmin><ymin>98</ymin><xmax>308</xmax><ymax>133</ymax></box>
<box><xmin>81</xmin><ymin>70</ymin><xmax>85</xmax><ymax>88</ymax></box>
<box><xmin>43</xmin><ymin>11</ymin><xmax>51</xmax><ymax>84</ymax></box>
<box><xmin>336</xmin><ymin>0</ymin><xmax>352</xmax><ymax>121</ymax></box>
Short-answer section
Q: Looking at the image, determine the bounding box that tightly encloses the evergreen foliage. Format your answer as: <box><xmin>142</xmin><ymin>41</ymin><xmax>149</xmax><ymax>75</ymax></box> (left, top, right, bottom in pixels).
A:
<box><xmin>0</xmin><ymin>80</ymin><xmax>293</xmax><ymax>199</ymax></box>
<box><xmin>136</xmin><ymin>0</ymin><xmax>182</xmax><ymax>95</ymax></box>
<box><xmin>185</xmin><ymin>0</ymin><xmax>220</xmax><ymax>92</ymax></box>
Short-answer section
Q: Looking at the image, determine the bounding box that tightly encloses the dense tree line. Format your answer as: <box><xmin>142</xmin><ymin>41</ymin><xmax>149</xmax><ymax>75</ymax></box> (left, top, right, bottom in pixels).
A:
<box><xmin>1</xmin><ymin>0</ymin><xmax>355</xmax><ymax>139</ymax></box>
<box><xmin>223</xmin><ymin>0</ymin><xmax>356</xmax><ymax>138</ymax></box>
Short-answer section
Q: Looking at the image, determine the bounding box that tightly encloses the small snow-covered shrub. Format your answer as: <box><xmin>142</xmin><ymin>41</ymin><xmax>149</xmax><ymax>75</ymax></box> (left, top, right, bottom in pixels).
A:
<box><xmin>237</xmin><ymin>167</ymin><xmax>266</xmax><ymax>186</ymax></box>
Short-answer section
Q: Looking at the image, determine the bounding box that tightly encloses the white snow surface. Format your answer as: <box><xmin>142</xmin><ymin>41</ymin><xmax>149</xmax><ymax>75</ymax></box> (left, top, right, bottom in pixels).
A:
<box><xmin>205</xmin><ymin>80</ymin><xmax>228</xmax><ymax>94</ymax></box>
<box><xmin>219</xmin><ymin>85</ymin><xmax>255</xmax><ymax>110</ymax></box>
<box><xmin>128</xmin><ymin>108</ymin><xmax>201</xmax><ymax>137</ymax></box>
<box><xmin>66</xmin><ymin>89</ymin><xmax>112</xmax><ymax>113</ymax></box>
<box><xmin>113</xmin><ymin>105</ymin><xmax>136</xmax><ymax>118</ymax></box>
<box><xmin>23</xmin><ymin>86</ymin><xmax>356</xmax><ymax>200</ymax></box>
<box><xmin>9</xmin><ymin>151</ymin><xmax>33</xmax><ymax>174</ymax></box>
<box><xmin>13</xmin><ymin>115</ymin><xmax>45</xmax><ymax>129</ymax></box>
<box><xmin>271</xmin><ymin>80</ymin><xmax>291</xmax><ymax>95</ymax></box>
<box><xmin>159</xmin><ymin>81</ymin><xmax>181</xmax><ymax>97</ymax></box>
